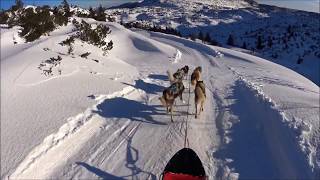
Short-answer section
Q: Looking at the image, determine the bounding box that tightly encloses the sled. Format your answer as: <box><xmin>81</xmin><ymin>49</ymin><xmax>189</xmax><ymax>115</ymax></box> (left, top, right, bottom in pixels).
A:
<box><xmin>162</xmin><ymin>148</ymin><xmax>207</xmax><ymax>180</ymax></box>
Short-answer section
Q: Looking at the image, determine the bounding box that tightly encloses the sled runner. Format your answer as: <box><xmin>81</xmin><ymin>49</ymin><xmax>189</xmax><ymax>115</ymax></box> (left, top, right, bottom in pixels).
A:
<box><xmin>162</xmin><ymin>148</ymin><xmax>207</xmax><ymax>180</ymax></box>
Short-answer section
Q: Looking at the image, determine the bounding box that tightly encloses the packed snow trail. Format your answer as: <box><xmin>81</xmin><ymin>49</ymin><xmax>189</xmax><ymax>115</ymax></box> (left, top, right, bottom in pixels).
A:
<box><xmin>156</xmin><ymin>33</ymin><xmax>317</xmax><ymax>178</ymax></box>
<box><xmin>2</xmin><ymin>20</ymin><xmax>319</xmax><ymax>179</ymax></box>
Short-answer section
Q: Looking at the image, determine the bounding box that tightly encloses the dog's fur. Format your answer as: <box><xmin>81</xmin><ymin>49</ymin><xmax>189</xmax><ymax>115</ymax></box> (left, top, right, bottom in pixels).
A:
<box><xmin>194</xmin><ymin>81</ymin><xmax>206</xmax><ymax>119</ymax></box>
<box><xmin>167</xmin><ymin>65</ymin><xmax>189</xmax><ymax>84</ymax></box>
<box><xmin>191</xmin><ymin>66</ymin><xmax>202</xmax><ymax>87</ymax></box>
<box><xmin>159</xmin><ymin>81</ymin><xmax>185</xmax><ymax>122</ymax></box>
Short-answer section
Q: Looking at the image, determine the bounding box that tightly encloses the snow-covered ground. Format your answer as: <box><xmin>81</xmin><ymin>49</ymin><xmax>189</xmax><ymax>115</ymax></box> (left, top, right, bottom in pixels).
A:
<box><xmin>106</xmin><ymin>0</ymin><xmax>320</xmax><ymax>86</ymax></box>
<box><xmin>1</xmin><ymin>17</ymin><xmax>319</xmax><ymax>179</ymax></box>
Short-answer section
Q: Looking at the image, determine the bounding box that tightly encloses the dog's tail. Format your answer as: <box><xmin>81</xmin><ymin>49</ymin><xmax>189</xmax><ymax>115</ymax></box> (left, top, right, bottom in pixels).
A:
<box><xmin>191</xmin><ymin>79</ymin><xmax>197</xmax><ymax>86</ymax></box>
<box><xmin>167</xmin><ymin>70</ymin><xmax>175</xmax><ymax>84</ymax></box>
<box><xmin>159</xmin><ymin>96</ymin><xmax>167</xmax><ymax>107</ymax></box>
<box><xmin>191</xmin><ymin>73</ymin><xmax>196</xmax><ymax>86</ymax></box>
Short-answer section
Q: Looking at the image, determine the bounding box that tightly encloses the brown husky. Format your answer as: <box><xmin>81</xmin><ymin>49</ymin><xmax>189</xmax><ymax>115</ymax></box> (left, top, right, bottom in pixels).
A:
<box><xmin>159</xmin><ymin>81</ymin><xmax>185</xmax><ymax>122</ymax></box>
<box><xmin>194</xmin><ymin>81</ymin><xmax>206</xmax><ymax>119</ymax></box>
<box><xmin>191</xmin><ymin>66</ymin><xmax>202</xmax><ymax>87</ymax></box>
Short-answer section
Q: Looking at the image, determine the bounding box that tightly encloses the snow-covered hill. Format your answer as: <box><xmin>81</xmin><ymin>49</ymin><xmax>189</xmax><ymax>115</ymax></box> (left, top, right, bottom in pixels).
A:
<box><xmin>106</xmin><ymin>0</ymin><xmax>320</xmax><ymax>86</ymax></box>
<box><xmin>1</xmin><ymin>16</ymin><xmax>319</xmax><ymax>179</ymax></box>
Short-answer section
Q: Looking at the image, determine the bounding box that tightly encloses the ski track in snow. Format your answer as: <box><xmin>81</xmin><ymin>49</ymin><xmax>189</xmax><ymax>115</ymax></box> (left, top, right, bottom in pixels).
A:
<box><xmin>10</xmin><ymin>86</ymin><xmax>140</xmax><ymax>179</ymax></box>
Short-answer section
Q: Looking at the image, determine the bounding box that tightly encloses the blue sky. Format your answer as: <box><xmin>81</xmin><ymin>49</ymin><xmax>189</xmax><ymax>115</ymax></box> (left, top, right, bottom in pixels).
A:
<box><xmin>1</xmin><ymin>0</ymin><xmax>319</xmax><ymax>13</ymax></box>
<box><xmin>256</xmin><ymin>0</ymin><xmax>319</xmax><ymax>13</ymax></box>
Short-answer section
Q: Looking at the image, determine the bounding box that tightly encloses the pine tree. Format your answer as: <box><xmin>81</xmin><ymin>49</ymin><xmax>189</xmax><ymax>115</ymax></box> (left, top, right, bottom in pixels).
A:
<box><xmin>53</xmin><ymin>6</ymin><xmax>68</xmax><ymax>26</ymax></box>
<box><xmin>61</xmin><ymin>0</ymin><xmax>71</xmax><ymax>17</ymax></box>
<box><xmin>176</xmin><ymin>30</ymin><xmax>182</xmax><ymax>37</ymax></box>
<box><xmin>60</xmin><ymin>36</ymin><xmax>75</xmax><ymax>54</ymax></box>
<box><xmin>227</xmin><ymin>34</ymin><xmax>234</xmax><ymax>46</ymax></box>
<box><xmin>95</xmin><ymin>4</ymin><xmax>106</xmax><ymax>21</ymax></box>
<box><xmin>242</xmin><ymin>42</ymin><xmax>247</xmax><ymax>49</ymax></box>
<box><xmin>89</xmin><ymin>7</ymin><xmax>95</xmax><ymax>18</ymax></box>
<box><xmin>199</xmin><ymin>31</ymin><xmax>205</xmax><ymax>43</ymax></box>
<box><xmin>16</xmin><ymin>0</ymin><xmax>23</xmax><ymax>9</ymax></box>
<box><xmin>165</xmin><ymin>27</ymin><xmax>173</xmax><ymax>34</ymax></box>
<box><xmin>287</xmin><ymin>25</ymin><xmax>292</xmax><ymax>34</ymax></box>
<box><xmin>11</xmin><ymin>0</ymin><xmax>23</xmax><ymax>11</ymax></box>
<box><xmin>190</xmin><ymin>33</ymin><xmax>197</xmax><ymax>41</ymax></box>
<box><xmin>0</xmin><ymin>10</ymin><xmax>9</xmax><ymax>24</ymax></box>
<box><xmin>106</xmin><ymin>40</ymin><xmax>113</xmax><ymax>50</ymax></box>
<box><xmin>103</xmin><ymin>40</ymin><xmax>113</xmax><ymax>56</ymax></box>
<box><xmin>267</xmin><ymin>36</ymin><xmax>273</xmax><ymax>48</ymax></box>
<box><xmin>204</xmin><ymin>32</ymin><xmax>211</xmax><ymax>44</ymax></box>
<box><xmin>256</xmin><ymin>35</ymin><xmax>264</xmax><ymax>50</ymax></box>
<box><xmin>210</xmin><ymin>39</ymin><xmax>219</xmax><ymax>46</ymax></box>
<box><xmin>297</xmin><ymin>56</ymin><xmax>303</xmax><ymax>64</ymax></box>
<box><xmin>19</xmin><ymin>6</ymin><xmax>55</xmax><ymax>42</ymax></box>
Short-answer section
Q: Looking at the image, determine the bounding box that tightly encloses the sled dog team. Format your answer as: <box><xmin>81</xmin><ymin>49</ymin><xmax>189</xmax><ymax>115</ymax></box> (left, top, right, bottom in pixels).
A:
<box><xmin>159</xmin><ymin>65</ymin><xmax>206</xmax><ymax>122</ymax></box>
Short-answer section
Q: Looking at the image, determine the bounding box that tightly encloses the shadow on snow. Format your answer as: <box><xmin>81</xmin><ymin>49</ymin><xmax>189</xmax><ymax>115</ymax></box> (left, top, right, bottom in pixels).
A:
<box><xmin>93</xmin><ymin>97</ymin><xmax>167</xmax><ymax>125</ymax></box>
<box><xmin>76</xmin><ymin>162</ymin><xmax>124</xmax><ymax>180</ymax></box>
<box><xmin>148</xmin><ymin>74</ymin><xmax>168</xmax><ymax>81</ymax></box>
<box><xmin>123</xmin><ymin>123</ymin><xmax>157</xmax><ymax>179</ymax></box>
<box><xmin>122</xmin><ymin>79</ymin><xmax>164</xmax><ymax>95</ymax></box>
<box><xmin>76</xmin><ymin>123</ymin><xmax>157</xmax><ymax>179</ymax></box>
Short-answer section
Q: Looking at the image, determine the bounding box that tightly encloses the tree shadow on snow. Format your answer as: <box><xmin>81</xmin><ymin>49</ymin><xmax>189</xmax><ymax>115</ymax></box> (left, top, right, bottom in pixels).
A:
<box><xmin>93</xmin><ymin>97</ymin><xmax>167</xmax><ymax>125</ymax></box>
<box><xmin>122</xmin><ymin>124</ymin><xmax>157</xmax><ymax>180</ymax></box>
<box><xmin>76</xmin><ymin>162</ymin><xmax>125</xmax><ymax>180</ymax></box>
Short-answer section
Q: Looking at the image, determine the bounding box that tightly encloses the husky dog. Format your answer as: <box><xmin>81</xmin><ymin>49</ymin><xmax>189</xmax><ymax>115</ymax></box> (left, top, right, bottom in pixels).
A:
<box><xmin>167</xmin><ymin>65</ymin><xmax>189</xmax><ymax>84</ymax></box>
<box><xmin>191</xmin><ymin>66</ymin><xmax>202</xmax><ymax>87</ymax></box>
<box><xmin>159</xmin><ymin>81</ymin><xmax>185</xmax><ymax>122</ymax></box>
<box><xmin>194</xmin><ymin>81</ymin><xmax>206</xmax><ymax>119</ymax></box>
<box><xmin>178</xmin><ymin>65</ymin><xmax>189</xmax><ymax>78</ymax></box>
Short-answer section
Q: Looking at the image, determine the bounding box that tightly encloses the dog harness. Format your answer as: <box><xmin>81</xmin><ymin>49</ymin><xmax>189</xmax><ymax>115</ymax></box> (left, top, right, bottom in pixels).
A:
<box><xmin>169</xmin><ymin>82</ymin><xmax>182</xmax><ymax>95</ymax></box>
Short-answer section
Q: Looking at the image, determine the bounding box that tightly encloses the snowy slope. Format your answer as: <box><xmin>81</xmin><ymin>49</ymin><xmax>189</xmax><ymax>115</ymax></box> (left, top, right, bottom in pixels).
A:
<box><xmin>1</xmin><ymin>18</ymin><xmax>319</xmax><ymax>179</ymax></box>
<box><xmin>106</xmin><ymin>0</ymin><xmax>320</xmax><ymax>86</ymax></box>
